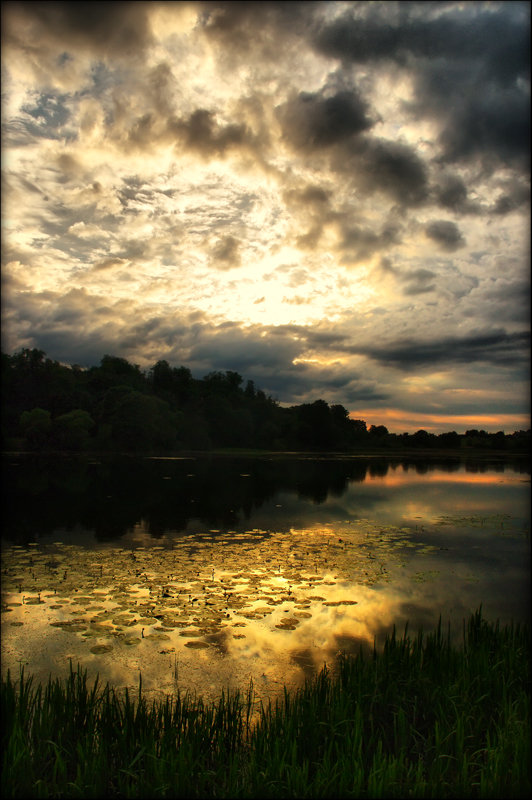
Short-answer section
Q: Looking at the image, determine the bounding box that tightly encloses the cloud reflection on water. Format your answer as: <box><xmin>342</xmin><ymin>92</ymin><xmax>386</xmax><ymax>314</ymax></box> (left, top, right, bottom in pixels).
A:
<box><xmin>2</xmin><ymin>511</ymin><xmax>529</xmax><ymax>705</ymax></box>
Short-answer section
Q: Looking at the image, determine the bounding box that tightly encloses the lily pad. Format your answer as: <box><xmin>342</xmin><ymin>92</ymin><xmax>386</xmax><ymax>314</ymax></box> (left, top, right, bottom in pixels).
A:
<box><xmin>184</xmin><ymin>641</ymin><xmax>210</xmax><ymax>649</ymax></box>
<box><xmin>50</xmin><ymin>621</ymin><xmax>88</xmax><ymax>632</ymax></box>
<box><xmin>323</xmin><ymin>600</ymin><xmax>357</xmax><ymax>606</ymax></box>
<box><xmin>90</xmin><ymin>645</ymin><xmax>113</xmax><ymax>654</ymax></box>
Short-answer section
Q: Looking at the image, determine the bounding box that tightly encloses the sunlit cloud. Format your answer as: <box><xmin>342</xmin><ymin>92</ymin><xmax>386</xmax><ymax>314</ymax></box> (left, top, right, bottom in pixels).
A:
<box><xmin>1</xmin><ymin>0</ymin><xmax>529</xmax><ymax>433</ymax></box>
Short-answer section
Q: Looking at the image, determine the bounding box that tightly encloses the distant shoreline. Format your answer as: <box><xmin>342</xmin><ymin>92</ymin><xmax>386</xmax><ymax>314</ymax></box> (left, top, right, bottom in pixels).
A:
<box><xmin>2</xmin><ymin>447</ymin><xmax>529</xmax><ymax>460</ymax></box>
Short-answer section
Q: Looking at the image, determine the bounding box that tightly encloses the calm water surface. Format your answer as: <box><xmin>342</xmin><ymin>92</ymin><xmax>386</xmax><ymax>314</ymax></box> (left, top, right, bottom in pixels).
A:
<box><xmin>2</xmin><ymin>453</ymin><xmax>530</xmax><ymax>705</ymax></box>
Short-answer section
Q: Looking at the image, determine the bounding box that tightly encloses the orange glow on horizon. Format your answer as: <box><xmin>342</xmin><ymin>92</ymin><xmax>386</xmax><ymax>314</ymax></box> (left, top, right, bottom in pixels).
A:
<box><xmin>350</xmin><ymin>408</ymin><xmax>531</xmax><ymax>435</ymax></box>
<box><xmin>365</xmin><ymin>471</ymin><xmax>520</xmax><ymax>487</ymax></box>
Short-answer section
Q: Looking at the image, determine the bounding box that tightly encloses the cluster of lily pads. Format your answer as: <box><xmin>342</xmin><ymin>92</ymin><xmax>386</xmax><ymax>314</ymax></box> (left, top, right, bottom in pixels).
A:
<box><xmin>7</xmin><ymin>511</ymin><xmax>524</xmax><ymax>681</ymax></box>
<box><xmin>1</xmin><ymin>522</ymin><xmax>427</xmax><ymax>655</ymax></box>
<box><xmin>434</xmin><ymin>513</ymin><xmax>526</xmax><ymax>537</ymax></box>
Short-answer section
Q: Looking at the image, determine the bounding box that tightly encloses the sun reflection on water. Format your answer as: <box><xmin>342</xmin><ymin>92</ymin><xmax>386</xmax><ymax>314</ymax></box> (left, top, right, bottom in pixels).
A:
<box><xmin>2</xmin><ymin>515</ymin><xmax>529</xmax><ymax>705</ymax></box>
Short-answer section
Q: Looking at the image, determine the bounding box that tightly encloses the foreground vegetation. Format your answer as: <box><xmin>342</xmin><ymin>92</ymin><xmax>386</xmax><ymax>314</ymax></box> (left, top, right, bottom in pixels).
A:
<box><xmin>2</xmin><ymin>608</ymin><xmax>530</xmax><ymax>798</ymax></box>
<box><xmin>2</xmin><ymin>347</ymin><xmax>530</xmax><ymax>453</ymax></box>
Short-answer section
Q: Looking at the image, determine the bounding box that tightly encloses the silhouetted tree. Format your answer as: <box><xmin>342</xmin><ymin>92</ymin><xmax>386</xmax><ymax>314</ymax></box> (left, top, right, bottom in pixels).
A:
<box><xmin>294</xmin><ymin>399</ymin><xmax>336</xmax><ymax>449</ymax></box>
<box><xmin>489</xmin><ymin>430</ymin><xmax>508</xmax><ymax>450</ymax></box>
<box><xmin>97</xmin><ymin>388</ymin><xmax>179</xmax><ymax>451</ymax></box>
<box><xmin>20</xmin><ymin>408</ymin><xmax>52</xmax><ymax>449</ymax></box>
<box><xmin>149</xmin><ymin>359</ymin><xmax>174</xmax><ymax>395</ymax></box>
<box><xmin>5</xmin><ymin>347</ymin><xmax>522</xmax><ymax>455</ymax></box>
<box><xmin>369</xmin><ymin>424</ymin><xmax>389</xmax><ymax>437</ymax></box>
<box><xmin>86</xmin><ymin>355</ymin><xmax>147</xmax><ymax>394</ymax></box>
<box><xmin>438</xmin><ymin>431</ymin><xmax>461</xmax><ymax>449</ymax></box>
<box><xmin>173</xmin><ymin>366</ymin><xmax>195</xmax><ymax>404</ymax></box>
<box><xmin>203</xmin><ymin>370</ymin><xmax>244</xmax><ymax>400</ymax></box>
<box><xmin>411</xmin><ymin>429</ymin><xmax>435</xmax><ymax>448</ymax></box>
<box><xmin>52</xmin><ymin>409</ymin><xmax>94</xmax><ymax>451</ymax></box>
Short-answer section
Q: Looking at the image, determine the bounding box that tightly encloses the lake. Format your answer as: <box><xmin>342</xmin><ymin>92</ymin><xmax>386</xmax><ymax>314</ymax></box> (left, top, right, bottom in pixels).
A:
<box><xmin>1</xmin><ymin>452</ymin><xmax>530</xmax><ymax>706</ymax></box>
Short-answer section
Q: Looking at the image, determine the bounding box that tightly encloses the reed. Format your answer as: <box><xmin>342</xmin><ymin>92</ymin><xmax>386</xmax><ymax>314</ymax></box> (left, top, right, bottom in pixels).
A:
<box><xmin>2</xmin><ymin>607</ymin><xmax>530</xmax><ymax>798</ymax></box>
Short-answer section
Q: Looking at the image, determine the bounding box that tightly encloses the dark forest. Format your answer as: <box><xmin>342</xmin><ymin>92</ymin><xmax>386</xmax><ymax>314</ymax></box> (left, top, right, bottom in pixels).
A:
<box><xmin>2</xmin><ymin>348</ymin><xmax>529</xmax><ymax>454</ymax></box>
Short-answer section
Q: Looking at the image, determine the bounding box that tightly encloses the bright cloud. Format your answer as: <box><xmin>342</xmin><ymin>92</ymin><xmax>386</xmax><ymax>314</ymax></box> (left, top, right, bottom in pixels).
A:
<box><xmin>1</xmin><ymin>0</ymin><xmax>530</xmax><ymax>432</ymax></box>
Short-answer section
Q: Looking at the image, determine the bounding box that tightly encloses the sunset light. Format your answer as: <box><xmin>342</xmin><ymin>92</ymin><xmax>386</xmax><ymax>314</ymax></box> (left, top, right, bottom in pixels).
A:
<box><xmin>1</xmin><ymin>1</ymin><xmax>529</xmax><ymax>433</ymax></box>
<box><xmin>2</xmin><ymin>9</ymin><xmax>530</xmax><ymax>793</ymax></box>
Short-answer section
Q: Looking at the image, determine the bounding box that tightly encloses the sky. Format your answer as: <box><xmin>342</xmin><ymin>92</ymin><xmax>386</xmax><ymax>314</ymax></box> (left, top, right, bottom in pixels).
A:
<box><xmin>1</xmin><ymin>0</ymin><xmax>530</xmax><ymax>434</ymax></box>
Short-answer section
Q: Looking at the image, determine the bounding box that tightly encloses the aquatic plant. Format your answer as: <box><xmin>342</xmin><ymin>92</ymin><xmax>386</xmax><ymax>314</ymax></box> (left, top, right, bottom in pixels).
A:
<box><xmin>2</xmin><ymin>607</ymin><xmax>530</xmax><ymax>798</ymax></box>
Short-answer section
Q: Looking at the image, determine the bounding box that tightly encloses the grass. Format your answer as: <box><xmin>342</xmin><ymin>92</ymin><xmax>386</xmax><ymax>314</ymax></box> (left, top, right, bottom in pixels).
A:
<box><xmin>2</xmin><ymin>606</ymin><xmax>530</xmax><ymax>798</ymax></box>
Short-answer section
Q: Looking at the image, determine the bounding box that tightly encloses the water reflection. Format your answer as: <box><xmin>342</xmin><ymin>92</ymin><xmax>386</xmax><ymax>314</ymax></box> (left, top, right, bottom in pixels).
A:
<box><xmin>2</xmin><ymin>453</ymin><xmax>529</xmax><ymax>547</ymax></box>
<box><xmin>1</xmin><ymin>453</ymin><xmax>529</xmax><ymax>706</ymax></box>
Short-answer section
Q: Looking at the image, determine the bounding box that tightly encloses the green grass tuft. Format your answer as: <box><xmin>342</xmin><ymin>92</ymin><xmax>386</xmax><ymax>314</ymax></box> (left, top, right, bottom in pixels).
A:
<box><xmin>2</xmin><ymin>607</ymin><xmax>530</xmax><ymax>798</ymax></box>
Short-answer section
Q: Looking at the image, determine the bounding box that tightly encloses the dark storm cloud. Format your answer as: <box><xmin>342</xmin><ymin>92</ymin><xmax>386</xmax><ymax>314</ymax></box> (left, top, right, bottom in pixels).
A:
<box><xmin>337</xmin><ymin>222</ymin><xmax>401</xmax><ymax>265</ymax></box>
<box><xmin>401</xmin><ymin>276</ymin><xmax>436</xmax><ymax>296</ymax></box>
<box><xmin>425</xmin><ymin>220</ymin><xmax>466</xmax><ymax>252</ymax></box>
<box><xmin>266</xmin><ymin>324</ymin><xmax>346</xmax><ymax>349</ymax></box>
<box><xmin>352</xmin><ymin>330</ymin><xmax>530</xmax><ymax>370</ymax></box>
<box><xmin>435</xmin><ymin>82</ymin><xmax>530</xmax><ymax>170</ymax></box>
<box><xmin>380</xmin><ymin>258</ymin><xmax>436</xmax><ymax>296</ymax></box>
<box><xmin>2</xmin><ymin>284</ymin><xmax>192</xmax><ymax>369</ymax></box>
<box><xmin>184</xmin><ymin>321</ymin><xmax>387</xmax><ymax>403</ymax></box>
<box><xmin>187</xmin><ymin>325</ymin><xmax>299</xmax><ymax>371</ymax></box>
<box><xmin>313</xmin><ymin>2</ymin><xmax>530</xmax><ymax>170</ymax></box>
<box><xmin>333</xmin><ymin>137</ymin><xmax>429</xmax><ymax>207</ymax></box>
<box><xmin>314</xmin><ymin>3</ymin><xmax>529</xmax><ymax>79</ymax></box>
<box><xmin>263</xmin><ymin>367</ymin><xmax>388</xmax><ymax>406</ymax></box>
<box><xmin>199</xmin><ymin>0</ymin><xmax>321</xmax><ymax>52</ymax></box>
<box><xmin>468</xmin><ymin>276</ymin><xmax>531</xmax><ymax>325</ymax></box>
<box><xmin>167</xmin><ymin>109</ymin><xmax>252</xmax><ymax>159</ymax></box>
<box><xmin>2</xmin><ymin>1</ymin><xmax>529</xmax><ymax>428</ymax></box>
<box><xmin>491</xmin><ymin>181</ymin><xmax>531</xmax><ymax>215</ymax></box>
<box><xmin>277</xmin><ymin>86</ymin><xmax>374</xmax><ymax>151</ymax></box>
<box><xmin>2</xmin><ymin>1</ymin><xmax>153</xmax><ymax>58</ymax></box>
<box><xmin>359</xmin><ymin>138</ymin><xmax>429</xmax><ymax>206</ymax></box>
<box><xmin>434</xmin><ymin>174</ymin><xmax>468</xmax><ymax>212</ymax></box>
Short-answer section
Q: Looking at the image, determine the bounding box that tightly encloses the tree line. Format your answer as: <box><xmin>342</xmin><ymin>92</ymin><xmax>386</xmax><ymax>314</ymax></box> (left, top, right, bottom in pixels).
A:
<box><xmin>1</xmin><ymin>348</ymin><xmax>529</xmax><ymax>454</ymax></box>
